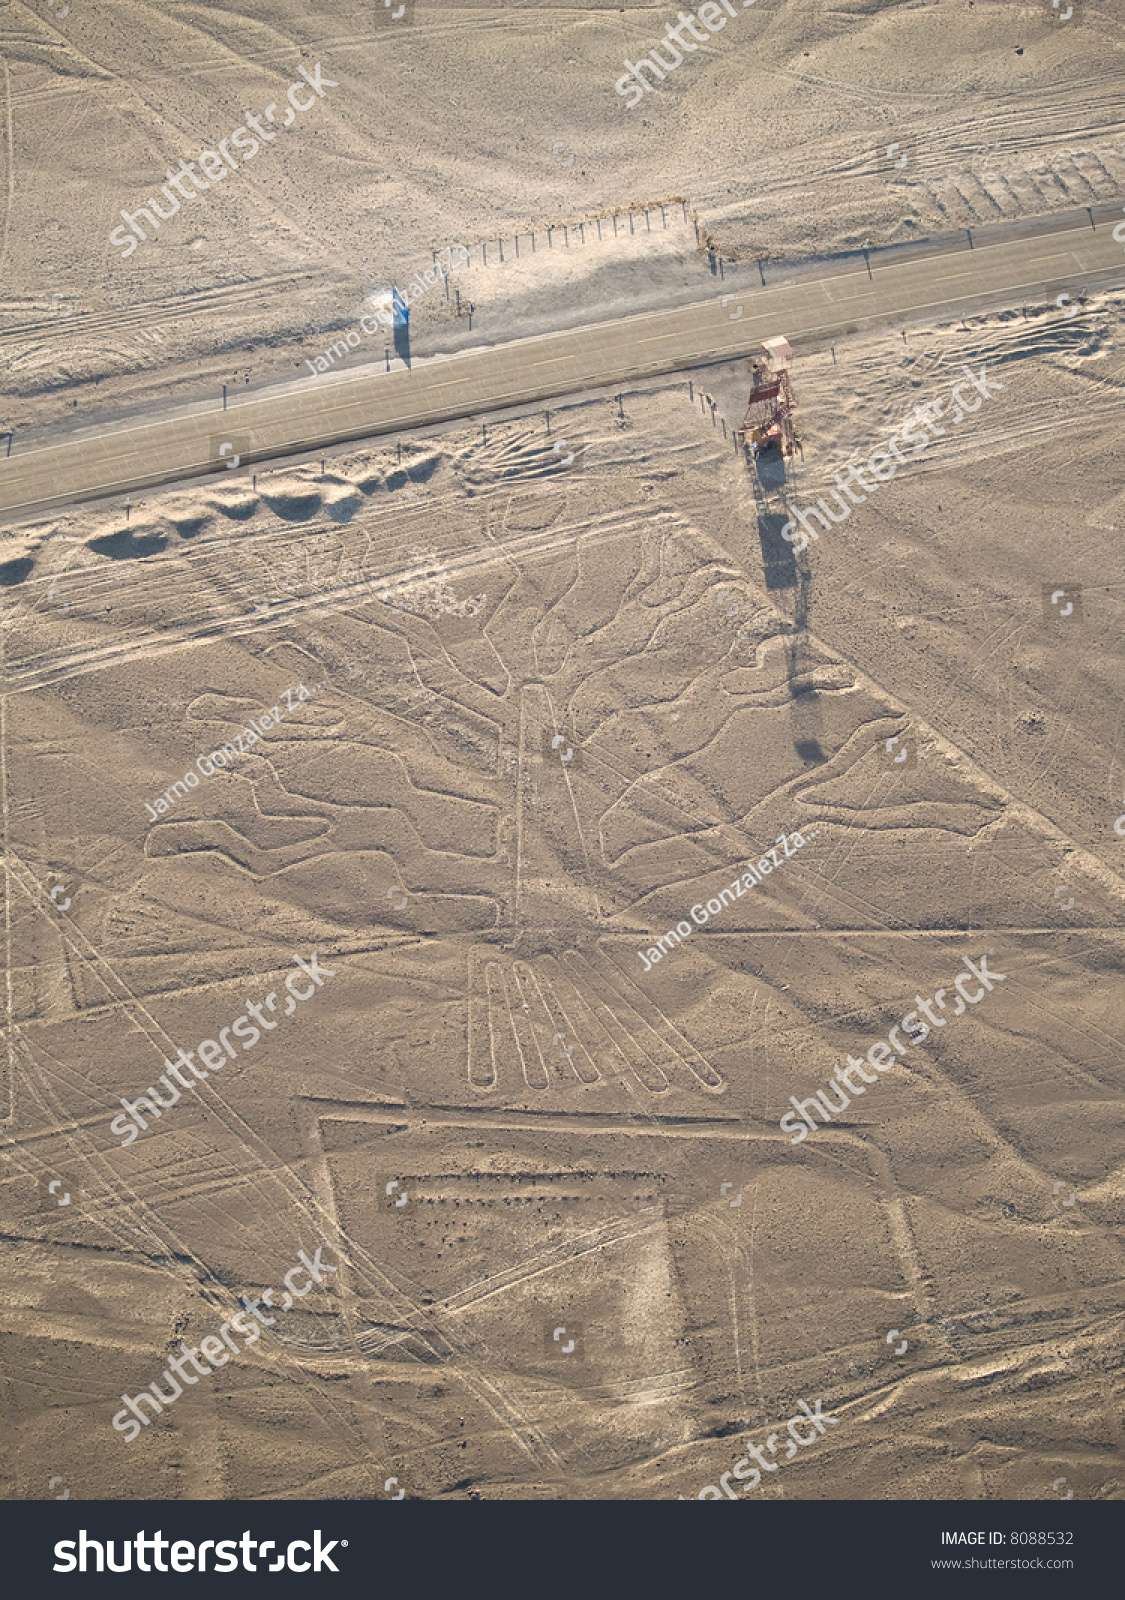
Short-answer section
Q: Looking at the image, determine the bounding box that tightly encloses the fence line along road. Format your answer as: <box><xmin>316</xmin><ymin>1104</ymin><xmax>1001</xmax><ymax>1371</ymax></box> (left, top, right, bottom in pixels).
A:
<box><xmin>1</xmin><ymin>217</ymin><xmax>1121</xmax><ymax>522</ymax></box>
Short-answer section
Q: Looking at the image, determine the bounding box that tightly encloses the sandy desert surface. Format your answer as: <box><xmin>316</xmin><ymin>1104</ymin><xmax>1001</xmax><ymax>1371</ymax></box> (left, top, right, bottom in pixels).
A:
<box><xmin>1</xmin><ymin>0</ymin><xmax>1123</xmax><ymax>1502</ymax></box>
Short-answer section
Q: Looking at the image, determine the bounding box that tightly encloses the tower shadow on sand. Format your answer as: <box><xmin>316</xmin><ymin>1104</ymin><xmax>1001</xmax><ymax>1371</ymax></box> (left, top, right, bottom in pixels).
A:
<box><xmin>744</xmin><ymin>446</ymin><xmax>825</xmax><ymax>766</ymax></box>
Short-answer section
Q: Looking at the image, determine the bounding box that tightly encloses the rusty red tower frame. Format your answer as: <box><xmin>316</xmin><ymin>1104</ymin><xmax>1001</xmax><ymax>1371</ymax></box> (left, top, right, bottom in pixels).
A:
<box><xmin>736</xmin><ymin>336</ymin><xmax>797</xmax><ymax>456</ymax></box>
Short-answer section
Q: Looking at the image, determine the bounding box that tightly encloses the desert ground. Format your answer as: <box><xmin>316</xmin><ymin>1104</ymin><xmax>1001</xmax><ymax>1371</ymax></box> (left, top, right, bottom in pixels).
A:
<box><xmin>0</xmin><ymin>1</ymin><xmax>1123</xmax><ymax>1502</ymax></box>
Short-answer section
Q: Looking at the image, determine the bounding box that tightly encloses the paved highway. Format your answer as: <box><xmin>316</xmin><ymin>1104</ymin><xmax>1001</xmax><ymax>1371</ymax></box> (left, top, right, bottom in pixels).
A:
<box><xmin>1</xmin><ymin>215</ymin><xmax>1121</xmax><ymax>522</ymax></box>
